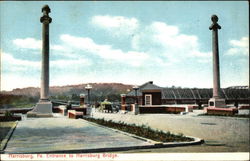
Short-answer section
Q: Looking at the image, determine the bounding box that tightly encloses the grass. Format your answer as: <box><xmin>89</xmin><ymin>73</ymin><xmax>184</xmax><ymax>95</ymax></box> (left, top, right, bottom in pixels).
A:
<box><xmin>0</xmin><ymin>122</ymin><xmax>16</xmax><ymax>142</ymax></box>
<box><xmin>10</xmin><ymin>103</ymin><xmax>35</xmax><ymax>108</ymax></box>
<box><xmin>83</xmin><ymin>117</ymin><xmax>193</xmax><ymax>142</ymax></box>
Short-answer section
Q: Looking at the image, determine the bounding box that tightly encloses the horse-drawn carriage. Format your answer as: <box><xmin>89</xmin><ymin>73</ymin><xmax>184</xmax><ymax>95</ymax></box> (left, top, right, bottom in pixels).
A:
<box><xmin>98</xmin><ymin>99</ymin><xmax>119</xmax><ymax>113</ymax></box>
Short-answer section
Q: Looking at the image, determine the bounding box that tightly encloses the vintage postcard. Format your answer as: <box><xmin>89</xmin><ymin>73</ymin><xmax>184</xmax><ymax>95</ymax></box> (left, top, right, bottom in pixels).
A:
<box><xmin>0</xmin><ymin>1</ymin><xmax>249</xmax><ymax>161</ymax></box>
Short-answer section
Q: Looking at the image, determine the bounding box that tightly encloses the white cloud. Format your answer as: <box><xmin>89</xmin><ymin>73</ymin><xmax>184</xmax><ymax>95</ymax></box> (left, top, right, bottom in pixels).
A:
<box><xmin>226</xmin><ymin>37</ymin><xmax>249</xmax><ymax>56</ymax></box>
<box><xmin>2</xmin><ymin>52</ymin><xmax>40</xmax><ymax>68</ymax></box>
<box><xmin>51</xmin><ymin>58</ymin><xmax>92</xmax><ymax>68</ymax></box>
<box><xmin>131</xmin><ymin>21</ymin><xmax>211</xmax><ymax>64</ymax></box>
<box><xmin>13</xmin><ymin>37</ymin><xmax>67</xmax><ymax>52</ymax></box>
<box><xmin>51</xmin><ymin>45</ymin><xmax>65</xmax><ymax>51</ymax></box>
<box><xmin>1</xmin><ymin>52</ymin><xmax>40</xmax><ymax>91</ymax></box>
<box><xmin>12</xmin><ymin>37</ymin><xmax>80</xmax><ymax>60</ymax></box>
<box><xmin>60</xmin><ymin>34</ymin><xmax>149</xmax><ymax>67</ymax></box>
<box><xmin>13</xmin><ymin>38</ymin><xmax>41</xmax><ymax>50</ymax></box>
<box><xmin>2</xmin><ymin>51</ymin><xmax>91</xmax><ymax>72</ymax></box>
<box><xmin>1</xmin><ymin>74</ymin><xmax>39</xmax><ymax>91</ymax></box>
<box><xmin>91</xmin><ymin>15</ymin><xmax>139</xmax><ymax>37</ymax></box>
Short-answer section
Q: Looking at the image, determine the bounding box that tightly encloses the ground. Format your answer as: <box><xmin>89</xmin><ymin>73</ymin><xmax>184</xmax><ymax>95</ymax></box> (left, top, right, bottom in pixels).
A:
<box><xmin>92</xmin><ymin>110</ymin><xmax>249</xmax><ymax>152</ymax></box>
<box><xmin>1</xmin><ymin>110</ymin><xmax>249</xmax><ymax>153</ymax></box>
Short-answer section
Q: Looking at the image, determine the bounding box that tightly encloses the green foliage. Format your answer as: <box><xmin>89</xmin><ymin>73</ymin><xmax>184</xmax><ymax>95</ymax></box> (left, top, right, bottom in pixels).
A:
<box><xmin>4</xmin><ymin>111</ymin><xmax>13</xmax><ymax>117</ymax></box>
<box><xmin>0</xmin><ymin>94</ymin><xmax>37</xmax><ymax>108</ymax></box>
<box><xmin>83</xmin><ymin>117</ymin><xmax>194</xmax><ymax>142</ymax></box>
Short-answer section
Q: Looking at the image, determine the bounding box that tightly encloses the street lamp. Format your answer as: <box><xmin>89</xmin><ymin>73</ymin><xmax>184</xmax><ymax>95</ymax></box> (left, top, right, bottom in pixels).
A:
<box><xmin>85</xmin><ymin>84</ymin><xmax>92</xmax><ymax>106</ymax></box>
<box><xmin>133</xmin><ymin>85</ymin><xmax>139</xmax><ymax>104</ymax></box>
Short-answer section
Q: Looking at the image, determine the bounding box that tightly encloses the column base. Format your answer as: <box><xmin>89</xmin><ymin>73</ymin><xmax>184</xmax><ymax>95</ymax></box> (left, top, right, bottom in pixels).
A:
<box><xmin>208</xmin><ymin>98</ymin><xmax>226</xmax><ymax>108</ymax></box>
<box><xmin>131</xmin><ymin>104</ymin><xmax>139</xmax><ymax>115</ymax></box>
<box><xmin>86</xmin><ymin>107</ymin><xmax>92</xmax><ymax>115</ymax></box>
<box><xmin>27</xmin><ymin>101</ymin><xmax>53</xmax><ymax>118</ymax></box>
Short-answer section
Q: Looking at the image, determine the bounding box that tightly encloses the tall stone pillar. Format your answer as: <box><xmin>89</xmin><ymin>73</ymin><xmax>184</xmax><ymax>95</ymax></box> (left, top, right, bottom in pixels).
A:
<box><xmin>208</xmin><ymin>15</ymin><xmax>226</xmax><ymax>108</ymax></box>
<box><xmin>27</xmin><ymin>5</ymin><xmax>53</xmax><ymax>117</ymax></box>
<box><xmin>40</xmin><ymin>5</ymin><xmax>52</xmax><ymax>101</ymax></box>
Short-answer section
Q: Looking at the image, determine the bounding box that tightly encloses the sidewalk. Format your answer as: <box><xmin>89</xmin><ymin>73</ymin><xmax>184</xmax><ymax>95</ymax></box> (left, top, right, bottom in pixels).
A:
<box><xmin>4</xmin><ymin>114</ymin><xmax>152</xmax><ymax>153</ymax></box>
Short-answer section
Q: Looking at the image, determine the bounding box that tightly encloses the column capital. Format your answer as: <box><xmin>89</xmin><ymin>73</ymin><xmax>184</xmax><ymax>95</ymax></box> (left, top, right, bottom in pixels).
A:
<box><xmin>40</xmin><ymin>5</ymin><xmax>52</xmax><ymax>24</ymax></box>
<box><xmin>40</xmin><ymin>15</ymin><xmax>52</xmax><ymax>24</ymax></box>
<box><xmin>209</xmin><ymin>15</ymin><xmax>221</xmax><ymax>30</ymax></box>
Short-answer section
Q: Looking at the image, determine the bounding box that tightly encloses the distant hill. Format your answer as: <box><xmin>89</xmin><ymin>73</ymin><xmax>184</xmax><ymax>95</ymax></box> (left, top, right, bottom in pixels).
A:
<box><xmin>1</xmin><ymin>83</ymin><xmax>133</xmax><ymax>102</ymax></box>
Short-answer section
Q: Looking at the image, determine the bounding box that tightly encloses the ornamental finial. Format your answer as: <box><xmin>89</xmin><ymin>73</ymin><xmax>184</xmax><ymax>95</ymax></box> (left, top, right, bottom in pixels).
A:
<box><xmin>42</xmin><ymin>5</ymin><xmax>51</xmax><ymax>15</ymax></box>
<box><xmin>209</xmin><ymin>14</ymin><xmax>221</xmax><ymax>30</ymax></box>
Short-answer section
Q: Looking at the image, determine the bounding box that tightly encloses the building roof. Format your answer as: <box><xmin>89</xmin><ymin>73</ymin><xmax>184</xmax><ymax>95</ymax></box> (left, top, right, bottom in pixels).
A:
<box><xmin>140</xmin><ymin>81</ymin><xmax>162</xmax><ymax>90</ymax></box>
<box><xmin>126</xmin><ymin>81</ymin><xmax>161</xmax><ymax>96</ymax></box>
<box><xmin>126</xmin><ymin>81</ymin><xmax>249</xmax><ymax>99</ymax></box>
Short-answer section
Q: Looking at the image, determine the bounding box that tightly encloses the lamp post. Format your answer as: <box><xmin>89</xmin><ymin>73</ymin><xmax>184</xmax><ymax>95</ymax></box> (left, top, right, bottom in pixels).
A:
<box><xmin>85</xmin><ymin>84</ymin><xmax>92</xmax><ymax>106</ymax></box>
<box><xmin>133</xmin><ymin>85</ymin><xmax>139</xmax><ymax>104</ymax></box>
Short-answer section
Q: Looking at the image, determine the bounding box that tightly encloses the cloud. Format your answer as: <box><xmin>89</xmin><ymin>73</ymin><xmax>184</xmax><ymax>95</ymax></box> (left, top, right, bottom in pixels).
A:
<box><xmin>131</xmin><ymin>21</ymin><xmax>211</xmax><ymax>64</ymax></box>
<box><xmin>13</xmin><ymin>38</ymin><xmax>41</xmax><ymax>50</ymax></box>
<box><xmin>13</xmin><ymin>38</ymin><xmax>67</xmax><ymax>52</ymax></box>
<box><xmin>51</xmin><ymin>58</ymin><xmax>92</xmax><ymax>68</ymax></box>
<box><xmin>2</xmin><ymin>52</ymin><xmax>40</xmax><ymax>69</ymax></box>
<box><xmin>1</xmin><ymin>74</ymin><xmax>39</xmax><ymax>91</ymax></box>
<box><xmin>2</xmin><ymin>51</ymin><xmax>91</xmax><ymax>73</ymax></box>
<box><xmin>91</xmin><ymin>15</ymin><xmax>139</xmax><ymax>37</ymax></box>
<box><xmin>226</xmin><ymin>37</ymin><xmax>249</xmax><ymax>56</ymax></box>
<box><xmin>60</xmin><ymin>34</ymin><xmax>149</xmax><ymax>67</ymax></box>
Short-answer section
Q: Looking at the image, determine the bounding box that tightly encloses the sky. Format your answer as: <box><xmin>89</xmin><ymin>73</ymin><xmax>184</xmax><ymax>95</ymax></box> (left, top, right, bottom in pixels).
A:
<box><xmin>0</xmin><ymin>1</ymin><xmax>249</xmax><ymax>91</ymax></box>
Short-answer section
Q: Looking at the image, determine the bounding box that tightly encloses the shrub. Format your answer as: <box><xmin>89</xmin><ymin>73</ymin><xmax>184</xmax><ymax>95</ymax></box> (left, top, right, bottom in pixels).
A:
<box><xmin>4</xmin><ymin>111</ymin><xmax>13</xmax><ymax>117</ymax></box>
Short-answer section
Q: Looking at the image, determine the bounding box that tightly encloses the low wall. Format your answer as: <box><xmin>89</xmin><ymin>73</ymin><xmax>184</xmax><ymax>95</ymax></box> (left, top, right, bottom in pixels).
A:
<box><xmin>0</xmin><ymin>115</ymin><xmax>22</xmax><ymax>121</ymax></box>
<box><xmin>206</xmin><ymin>108</ymin><xmax>238</xmax><ymax>116</ymax></box>
<box><xmin>72</xmin><ymin>107</ymin><xmax>87</xmax><ymax>115</ymax></box>
<box><xmin>239</xmin><ymin>105</ymin><xmax>250</xmax><ymax>110</ymax></box>
<box><xmin>53</xmin><ymin>106</ymin><xmax>87</xmax><ymax>115</ymax></box>
<box><xmin>0</xmin><ymin>108</ymin><xmax>33</xmax><ymax>114</ymax></box>
<box><xmin>139</xmin><ymin>106</ymin><xmax>186</xmax><ymax>114</ymax></box>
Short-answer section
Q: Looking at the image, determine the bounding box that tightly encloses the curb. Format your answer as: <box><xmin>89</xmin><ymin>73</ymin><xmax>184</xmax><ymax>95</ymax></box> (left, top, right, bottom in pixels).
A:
<box><xmin>84</xmin><ymin>117</ymin><xmax>204</xmax><ymax>143</ymax></box>
<box><xmin>21</xmin><ymin>119</ymin><xmax>203</xmax><ymax>154</ymax></box>
<box><xmin>81</xmin><ymin>118</ymin><xmax>161</xmax><ymax>145</ymax></box>
<box><xmin>0</xmin><ymin>121</ymin><xmax>18</xmax><ymax>153</ymax></box>
<box><xmin>2</xmin><ymin>117</ymin><xmax>203</xmax><ymax>154</ymax></box>
<box><xmin>81</xmin><ymin>118</ymin><xmax>204</xmax><ymax>146</ymax></box>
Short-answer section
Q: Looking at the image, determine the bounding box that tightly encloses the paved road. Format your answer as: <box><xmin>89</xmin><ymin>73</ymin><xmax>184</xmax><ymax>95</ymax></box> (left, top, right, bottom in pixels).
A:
<box><xmin>4</xmin><ymin>114</ymin><xmax>152</xmax><ymax>153</ymax></box>
<box><xmin>4</xmin><ymin>111</ymin><xmax>249</xmax><ymax>153</ymax></box>
<box><xmin>92</xmin><ymin>110</ymin><xmax>249</xmax><ymax>152</ymax></box>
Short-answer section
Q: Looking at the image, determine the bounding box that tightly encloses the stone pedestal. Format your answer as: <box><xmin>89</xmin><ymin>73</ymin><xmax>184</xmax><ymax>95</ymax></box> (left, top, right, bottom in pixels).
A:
<box><xmin>120</xmin><ymin>94</ymin><xmax>126</xmax><ymax>111</ymax></box>
<box><xmin>80</xmin><ymin>94</ymin><xmax>85</xmax><ymax>107</ymax></box>
<box><xmin>131</xmin><ymin>104</ymin><xmax>139</xmax><ymax>115</ymax></box>
<box><xmin>27</xmin><ymin>102</ymin><xmax>53</xmax><ymax>117</ymax></box>
<box><xmin>86</xmin><ymin>107</ymin><xmax>92</xmax><ymax>115</ymax></box>
<box><xmin>208</xmin><ymin>97</ymin><xmax>226</xmax><ymax>108</ymax></box>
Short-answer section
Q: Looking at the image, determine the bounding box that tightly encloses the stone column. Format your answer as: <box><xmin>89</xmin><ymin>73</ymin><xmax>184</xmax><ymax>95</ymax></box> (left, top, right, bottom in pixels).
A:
<box><xmin>208</xmin><ymin>15</ymin><xmax>226</xmax><ymax>108</ymax></box>
<box><xmin>40</xmin><ymin>5</ymin><xmax>52</xmax><ymax>101</ymax></box>
<box><xmin>209</xmin><ymin>15</ymin><xmax>221</xmax><ymax>99</ymax></box>
<box><xmin>27</xmin><ymin>5</ymin><xmax>53</xmax><ymax>117</ymax></box>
